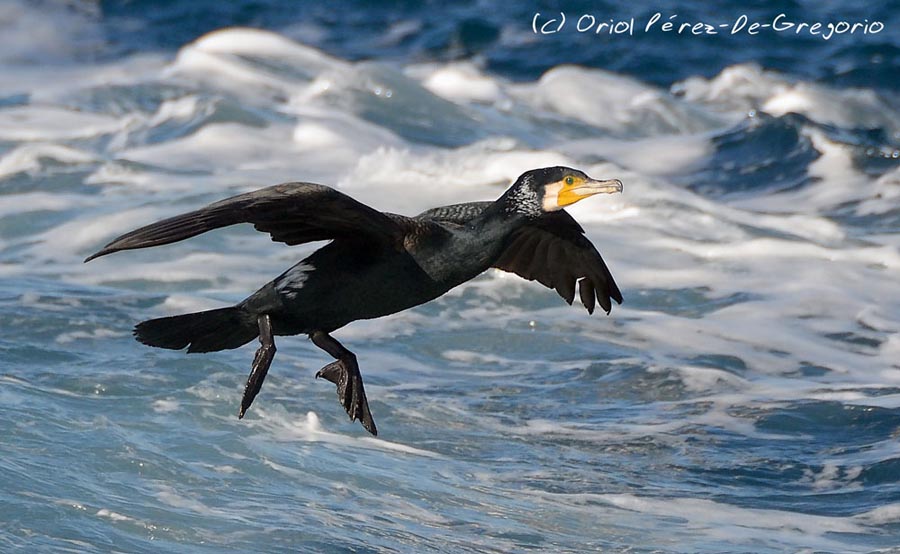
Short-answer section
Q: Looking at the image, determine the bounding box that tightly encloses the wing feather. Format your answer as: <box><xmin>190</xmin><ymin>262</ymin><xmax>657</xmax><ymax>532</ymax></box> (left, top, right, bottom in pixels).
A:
<box><xmin>579</xmin><ymin>278</ymin><xmax>596</xmax><ymax>314</ymax></box>
<box><xmin>493</xmin><ymin>210</ymin><xmax>622</xmax><ymax>314</ymax></box>
<box><xmin>85</xmin><ymin>183</ymin><xmax>406</xmax><ymax>261</ymax></box>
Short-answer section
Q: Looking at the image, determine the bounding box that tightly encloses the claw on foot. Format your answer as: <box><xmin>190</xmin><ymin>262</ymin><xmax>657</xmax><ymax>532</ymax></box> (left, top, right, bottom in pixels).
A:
<box><xmin>316</xmin><ymin>358</ymin><xmax>377</xmax><ymax>436</ymax></box>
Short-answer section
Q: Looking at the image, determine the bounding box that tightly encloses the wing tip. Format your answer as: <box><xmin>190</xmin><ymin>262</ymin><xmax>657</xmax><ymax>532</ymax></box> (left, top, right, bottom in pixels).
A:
<box><xmin>601</xmin><ymin>291</ymin><xmax>623</xmax><ymax>315</ymax></box>
<box><xmin>83</xmin><ymin>249</ymin><xmax>109</xmax><ymax>263</ymax></box>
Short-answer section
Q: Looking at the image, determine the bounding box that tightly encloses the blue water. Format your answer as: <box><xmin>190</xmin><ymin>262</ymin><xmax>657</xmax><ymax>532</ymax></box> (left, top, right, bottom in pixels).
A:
<box><xmin>1</xmin><ymin>1</ymin><xmax>900</xmax><ymax>552</ymax></box>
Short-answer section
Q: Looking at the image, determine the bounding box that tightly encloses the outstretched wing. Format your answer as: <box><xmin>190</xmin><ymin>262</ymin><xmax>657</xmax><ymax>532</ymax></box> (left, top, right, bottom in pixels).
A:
<box><xmin>493</xmin><ymin>210</ymin><xmax>622</xmax><ymax>314</ymax></box>
<box><xmin>85</xmin><ymin>183</ymin><xmax>406</xmax><ymax>261</ymax></box>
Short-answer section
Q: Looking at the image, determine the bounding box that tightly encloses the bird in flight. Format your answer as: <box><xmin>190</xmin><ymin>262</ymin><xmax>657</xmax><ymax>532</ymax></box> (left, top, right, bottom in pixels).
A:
<box><xmin>86</xmin><ymin>167</ymin><xmax>623</xmax><ymax>435</ymax></box>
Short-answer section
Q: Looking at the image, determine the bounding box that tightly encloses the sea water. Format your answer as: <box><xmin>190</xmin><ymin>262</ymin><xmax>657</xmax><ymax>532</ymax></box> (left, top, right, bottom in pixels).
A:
<box><xmin>1</xmin><ymin>2</ymin><xmax>899</xmax><ymax>553</ymax></box>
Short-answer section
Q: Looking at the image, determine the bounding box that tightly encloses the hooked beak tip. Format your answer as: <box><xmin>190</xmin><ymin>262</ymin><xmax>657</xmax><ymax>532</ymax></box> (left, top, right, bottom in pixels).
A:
<box><xmin>589</xmin><ymin>178</ymin><xmax>623</xmax><ymax>194</ymax></box>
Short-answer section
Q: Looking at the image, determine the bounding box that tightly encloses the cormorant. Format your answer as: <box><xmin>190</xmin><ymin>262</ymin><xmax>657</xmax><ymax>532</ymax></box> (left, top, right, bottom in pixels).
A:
<box><xmin>85</xmin><ymin>166</ymin><xmax>623</xmax><ymax>435</ymax></box>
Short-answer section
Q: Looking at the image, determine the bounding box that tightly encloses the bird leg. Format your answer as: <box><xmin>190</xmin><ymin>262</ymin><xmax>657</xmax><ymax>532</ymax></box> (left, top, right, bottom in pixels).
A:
<box><xmin>239</xmin><ymin>314</ymin><xmax>276</xmax><ymax>419</ymax></box>
<box><xmin>310</xmin><ymin>331</ymin><xmax>377</xmax><ymax>436</ymax></box>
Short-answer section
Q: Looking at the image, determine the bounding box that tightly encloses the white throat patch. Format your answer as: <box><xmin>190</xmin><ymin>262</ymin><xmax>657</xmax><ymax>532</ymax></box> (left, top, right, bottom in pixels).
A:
<box><xmin>541</xmin><ymin>182</ymin><xmax>564</xmax><ymax>212</ymax></box>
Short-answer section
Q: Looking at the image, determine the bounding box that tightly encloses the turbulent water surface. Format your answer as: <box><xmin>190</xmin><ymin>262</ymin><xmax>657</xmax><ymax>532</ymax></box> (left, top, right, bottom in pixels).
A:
<box><xmin>1</xmin><ymin>2</ymin><xmax>899</xmax><ymax>553</ymax></box>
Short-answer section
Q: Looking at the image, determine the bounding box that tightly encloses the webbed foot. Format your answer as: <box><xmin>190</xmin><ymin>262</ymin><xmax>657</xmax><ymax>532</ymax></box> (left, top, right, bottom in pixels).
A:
<box><xmin>316</xmin><ymin>357</ymin><xmax>376</xmax><ymax>436</ymax></box>
<box><xmin>239</xmin><ymin>314</ymin><xmax>275</xmax><ymax>419</ymax></box>
<box><xmin>311</xmin><ymin>331</ymin><xmax>377</xmax><ymax>436</ymax></box>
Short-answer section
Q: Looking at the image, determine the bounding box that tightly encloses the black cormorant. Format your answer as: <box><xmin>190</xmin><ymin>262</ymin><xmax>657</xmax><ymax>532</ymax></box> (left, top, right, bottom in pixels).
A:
<box><xmin>85</xmin><ymin>166</ymin><xmax>623</xmax><ymax>435</ymax></box>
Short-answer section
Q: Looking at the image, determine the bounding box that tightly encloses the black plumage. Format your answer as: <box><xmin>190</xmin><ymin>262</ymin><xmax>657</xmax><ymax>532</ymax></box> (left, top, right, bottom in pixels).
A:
<box><xmin>86</xmin><ymin>166</ymin><xmax>623</xmax><ymax>435</ymax></box>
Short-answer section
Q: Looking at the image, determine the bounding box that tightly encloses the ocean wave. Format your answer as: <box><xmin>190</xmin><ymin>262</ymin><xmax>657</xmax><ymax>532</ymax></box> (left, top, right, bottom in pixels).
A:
<box><xmin>2</xmin><ymin>23</ymin><xmax>899</xmax><ymax>554</ymax></box>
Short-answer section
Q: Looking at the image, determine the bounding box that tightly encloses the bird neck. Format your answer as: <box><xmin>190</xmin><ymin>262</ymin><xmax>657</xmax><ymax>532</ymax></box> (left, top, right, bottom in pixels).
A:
<box><xmin>498</xmin><ymin>178</ymin><xmax>544</xmax><ymax>218</ymax></box>
<box><xmin>469</xmin><ymin>194</ymin><xmax>533</xmax><ymax>236</ymax></box>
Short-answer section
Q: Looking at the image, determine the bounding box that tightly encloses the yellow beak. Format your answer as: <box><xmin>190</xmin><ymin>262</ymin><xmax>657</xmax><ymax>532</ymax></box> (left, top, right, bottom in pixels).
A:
<box><xmin>557</xmin><ymin>178</ymin><xmax>624</xmax><ymax>207</ymax></box>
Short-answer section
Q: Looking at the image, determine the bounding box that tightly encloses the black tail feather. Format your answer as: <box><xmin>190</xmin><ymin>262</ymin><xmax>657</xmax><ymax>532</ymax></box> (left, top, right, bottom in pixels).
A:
<box><xmin>134</xmin><ymin>307</ymin><xmax>257</xmax><ymax>353</ymax></box>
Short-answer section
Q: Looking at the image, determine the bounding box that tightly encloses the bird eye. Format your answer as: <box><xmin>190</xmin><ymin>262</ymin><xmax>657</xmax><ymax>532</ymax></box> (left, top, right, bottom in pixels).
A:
<box><xmin>565</xmin><ymin>176</ymin><xmax>574</xmax><ymax>185</ymax></box>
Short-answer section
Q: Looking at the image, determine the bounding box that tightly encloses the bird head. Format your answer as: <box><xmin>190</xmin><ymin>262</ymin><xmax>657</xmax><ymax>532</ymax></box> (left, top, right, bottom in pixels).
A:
<box><xmin>506</xmin><ymin>166</ymin><xmax>623</xmax><ymax>216</ymax></box>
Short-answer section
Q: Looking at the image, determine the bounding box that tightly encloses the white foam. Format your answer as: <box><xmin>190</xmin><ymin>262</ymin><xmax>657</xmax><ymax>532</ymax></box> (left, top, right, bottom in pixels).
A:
<box><xmin>601</xmin><ymin>493</ymin><xmax>863</xmax><ymax>540</ymax></box>
<box><xmin>678</xmin><ymin>62</ymin><xmax>900</xmax><ymax>135</ymax></box>
<box><xmin>0</xmin><ymin>0</ymin><xmax>103</xmax><ymax>64</ymax></box>
<box><xmin>146</xmin><ymin>95</ymin><xmax>203</xmax><ymax>127</ymax></box>
<box><xmin>0</xmin><ymin>143</ymin><xmax>98</xmax><ymax>178</ymax></box>
<box><xmin>856</xmin><ymin>165</ymin><xmax>900</xmax><ymax>216</ymax></box>
<box><xmin>96</xmin><ymin>508</ymin><xmax>135</xmax><ymax>523</ymax></box>
<box><xmin>168</xmin><ymin>28</ymin><xmax>344</xmax><ymax>100</ymax></box>
<box><xmin>160</xmin><ymin>294</ymin><xmax>231</xmax><ymax>314</ymax></box>
<box><xmin>732</xmin><ymin>128</ymin><xmax>872</xmax><ymax>213</ymax></box>
<box><xmin>0</xmin><ymin>192</ymin><xmax>93</xmax><ymax>217</ymax></box>
<box><xmin>0</xmin><ymin>106</ymin><xmax>128</xmax><ymax>141</ymax></box>
<box><xmin>857</xmin><ymin>503</ymin><xmax>900</xmax><ymax>525</ymax></box>
<box><xmin>677</xmin><ymin>63</ymin><xmax>792</xmax><ymax>110</ymax></box>
<box><xmin>55</xmin><ymin>328</ymin><xmax>122</xmax><ymax>344</ymax></box>
<box><xmin>189</xmin><ymin>27</ymin><xmax>340</xmax><ymax>62</ymax></box>
<box><xmin>558</xmin><ymin>133</ymin><xmax>713</xmax><ymax>175</ymax></box>
<box><xmin>416</xmin><ymin>62</ymin><xmax>505</xmax><ymax>104</ymax></box>
<box><xmin>801</xmin><ymin>463</ymin><xmax>863</xmax><ymax>491</ymax></box>
<box><xmin>670</xmin><ymin>365</ymin><xmax>751</xmax><ymax>393</ymax></box>
<box><xmin>294</xmin><ymin>60</ymin><xmax>485</xmax><ymax>148</ymax></box>
<box><xmin>764</xmin><ymin>84</ymin><xmax>900</xmax><ymax>135</ymax></box>
<box><xmin>523</xmin><ymin>65</ymin><xmax>728</xmax><ymax>137</ymax></box>
<box><xmin>258</xmin><ymin>409</ymin><xmax>442</xmax><ymax>457</ymax></box>
<box><xmin>152</xmin><ymin>399</ymin><xmax>181</xmax><ymax>413</ymax></box>
<box><xmin>339</xmin><ymin>140</ymin><xmax>570</xmax><ymax>215</ymax></box>
<box><xmin>288</xmin><ymin>106</ymin><xmax>406</xmax><ymax>162</ymax></box>
<box><xmin>154</xmin><ymin>485</ymin><xmax>219</xmax><ymax>516</ymax></box>
<box><xmin>38</xmin><ymin>206</ymin><xmax>162</xmax><ymax>258</ymax></box>
<box><xmin>119</xmin><ymin>122</ymin><xmax>299</xmax><ymax>172</ymax></box>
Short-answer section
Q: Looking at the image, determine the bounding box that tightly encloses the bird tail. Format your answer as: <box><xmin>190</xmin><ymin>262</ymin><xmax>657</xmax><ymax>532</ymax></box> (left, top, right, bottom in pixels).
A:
<box><xmin>134</xmin><ymin>306</ymin><xmax>258</xmax><ymax>353</ymax></box>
